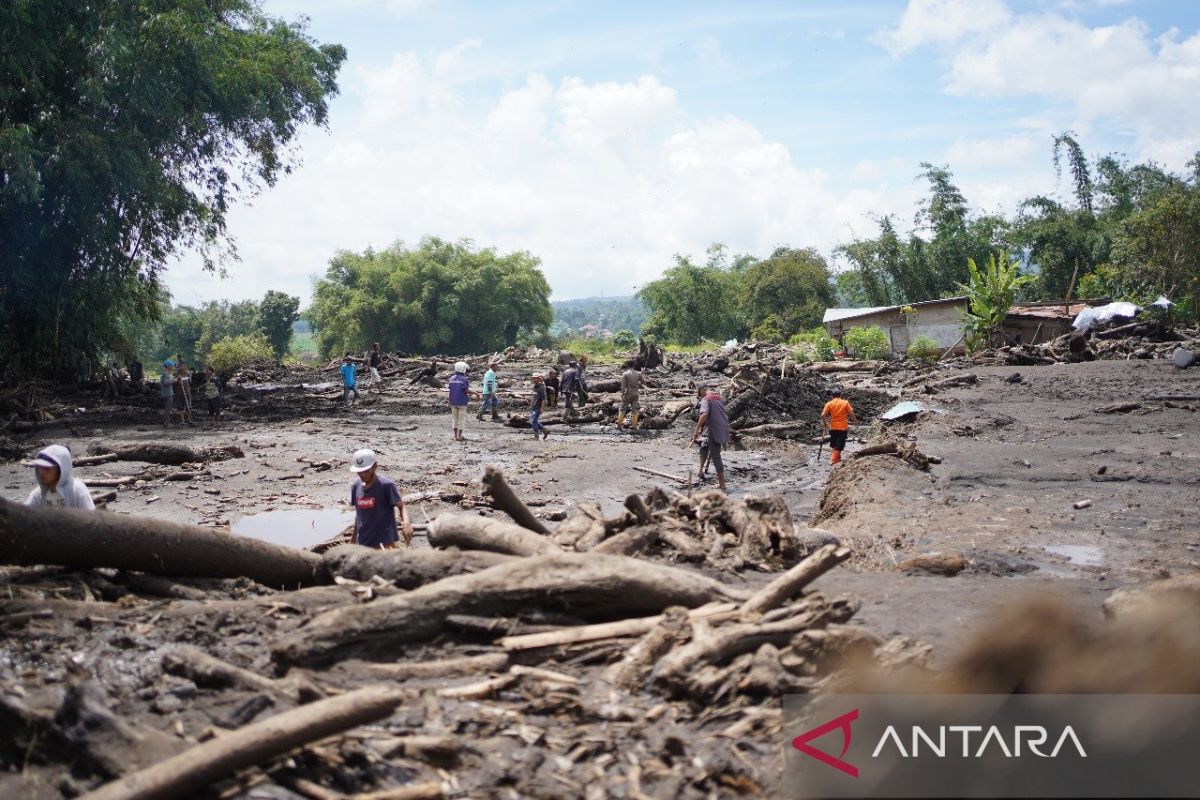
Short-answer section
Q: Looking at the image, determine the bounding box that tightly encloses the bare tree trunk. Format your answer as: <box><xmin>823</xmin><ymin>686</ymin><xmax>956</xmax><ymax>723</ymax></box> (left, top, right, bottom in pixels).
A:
<box><xmin>481</xmin><ymin>466</ymin><xmax>549</xmax><ymax>534</ymax></box>
<box><xmin>272</xmin><ymin>553</ymin><xmax>748</xmax><ymax>668</ymax></box>
<box><xmin>0</xmin><ymin>498</ymin><xmax>318</xmax><ymax>589</ymax></box>
<box><xmin>427</xmin><ymin>515</ymin><xmax>562</xmax><ymax>557</ymax></box>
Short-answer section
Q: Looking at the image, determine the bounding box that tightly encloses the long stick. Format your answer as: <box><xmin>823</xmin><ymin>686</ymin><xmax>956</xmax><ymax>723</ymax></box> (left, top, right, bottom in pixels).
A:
<box><xmin>631</xmin><ymin>465</ymin><xmax>689</xmax><ymax>484</ymax></box>
<box><xmin>740</xmin><ymin>544</ymin><xmax>852</xmax><ymax>617</ymax></box>
<box><xmin>498</xmin><ymin>602</ymin><xmax>739</xmax><ymax>651</ymax></box>
<box><xmin>80</xmin><ymin>686</ymin><xmax>408</xmax><ymax>800</ymax></box>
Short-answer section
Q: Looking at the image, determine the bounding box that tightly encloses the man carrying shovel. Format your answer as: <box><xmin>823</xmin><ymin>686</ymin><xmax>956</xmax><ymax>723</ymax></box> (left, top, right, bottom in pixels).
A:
<box><xmin>820</xmin><ymin>388</ymin><xmax>857</xmax><ymax>466</ymax></box>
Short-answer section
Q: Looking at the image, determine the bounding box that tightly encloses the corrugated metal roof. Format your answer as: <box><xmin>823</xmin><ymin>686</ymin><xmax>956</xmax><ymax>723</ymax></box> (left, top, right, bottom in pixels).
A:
<box><xmin>822</xmin><ymin>296</ymin><xmax>968</xmax><ymax>325</ymax></box>
<box><xmin>1007</xmin><ymin>302</ymin><xmax>1089</xmax><ymax>319</ymax></box>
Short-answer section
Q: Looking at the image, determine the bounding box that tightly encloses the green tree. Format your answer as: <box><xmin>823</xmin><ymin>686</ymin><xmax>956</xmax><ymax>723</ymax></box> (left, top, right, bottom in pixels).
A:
<box><xmin>844</xmin><ymin>326</ymin><xmax>891</xmax><ymax>360</ymax></box>
<box><xmin>740</xmin><ymin>247</ymin><xmax>833</xmax><ymax>339</ymax></box>
<box><xmin>960</xmin><ymin>253</ymin><xmax>1036</xmax><ymax>351</ymax></box>
<box><xmin>309</xmin><ymin>238</ymin><xmax>552</xmax><ymax>357</ymax></box>
<box><xmin>259</xmin><ymin>291</ymin><xmax>301</xmax><ymax>358</ymax></box>
<box><xmin>637</xmin><ymin>246</ymin><xmax>749</xmax><ymax>345</ymax></box>
<box><xmin>1109</xmin><ymin>183</ymin><xmax>1200</xmax><ymax>316</ymax></box>
<box><xmin>0</xmin><ymin>1</ymin><xmax>345</xmax><ymax>378</ymax></box>
<box><xmin>208</xmin><ymin>332</ymin><xmax>274</xmax><ymax>376</ymax></box>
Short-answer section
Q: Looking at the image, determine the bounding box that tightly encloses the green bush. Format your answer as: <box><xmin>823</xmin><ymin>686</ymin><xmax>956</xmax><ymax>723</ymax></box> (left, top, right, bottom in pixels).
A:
<box><xmin>611</xmin><ymin>329</ymin><xmax>638</xmax><ymax>349</ymax></box>
<box><xmin>749</xmin><ymin>314</ymin><xmax>786</xmax><ymax>342</ymax></box>
<box><xmin>844</xmin><ymin>326</ymin><xmax>891</xmax><ymax>360</ymax></box>
<box><xmin>907</xmin><ymin>335</ymin><xmax>941</xmax><ymax>361</ymax></box>
<box><xmin>788</xmin><ymin>328</ymin><xmax>836</xmax><ymax>361</ymax></box>
<box><xmin>208</xmin><ymin>332</ymin><xmax>274</xmax><ymax>375</ymax></box>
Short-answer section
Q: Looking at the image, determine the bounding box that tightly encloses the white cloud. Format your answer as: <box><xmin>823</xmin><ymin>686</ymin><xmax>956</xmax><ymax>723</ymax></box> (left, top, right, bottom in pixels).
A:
<box><xmin>168</xmin><ymin>43</ymin><xmax>917</xmax><ymax>305</ymax></box>
<box><xmin>881</xmin><ymin>1</ymin><xmax>1200</xmax><ymax>170</ymax></box>
<box><xmin>874</xmin><ymin>0</ymin><xmax>1013</xmax><ymax>56</ymax></box>
<box><xmin>943</xmin><ymin>133</ymin><xmax>1043</xmax><ymax>170</ymax></box>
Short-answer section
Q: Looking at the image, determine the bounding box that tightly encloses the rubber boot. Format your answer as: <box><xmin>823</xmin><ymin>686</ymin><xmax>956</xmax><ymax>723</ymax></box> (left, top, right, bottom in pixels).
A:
<box><xmin>831</xmin><ymin>449</ymin><xmax>841</xmax><ymax>465</ymax></box>
<box><xmin>630</xmin><ymin>411</ymin><xmax>640</xmax><ymax>429</ymax></box>
<box><xmin>616</xmin><ymin>412</ymin><xmax>626</xmax><ymax>428</ymax></box>
<box><xmin>476</xmin><ymin>409</ymin><xmax>484</xmax><ymax>421</ymax></box>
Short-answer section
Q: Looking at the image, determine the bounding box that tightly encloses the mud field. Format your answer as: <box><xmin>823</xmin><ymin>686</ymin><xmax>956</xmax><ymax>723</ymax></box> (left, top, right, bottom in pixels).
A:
<box><xmin>1</xmin><ymin>342</ymin><xmax>1199</xmax><ymax>798</ymax></box>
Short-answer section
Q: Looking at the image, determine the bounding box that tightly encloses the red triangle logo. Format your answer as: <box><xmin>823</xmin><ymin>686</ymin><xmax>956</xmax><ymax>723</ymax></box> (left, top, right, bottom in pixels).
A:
<box><xmin>792</xmin><ymin>708</ymin><xmax>859</xmax><ymax>778</ymax></box>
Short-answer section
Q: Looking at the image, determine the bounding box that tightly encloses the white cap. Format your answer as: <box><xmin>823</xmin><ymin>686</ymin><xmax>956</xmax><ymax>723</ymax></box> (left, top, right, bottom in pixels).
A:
<box><xmin>349</xmin><ymin>448</ymin><xmax>377</xmax><ymax>473</ymax></box>
<box><xmin>25</xmin><ymin>453</ymin><xmax>60</xmax><ymax>470</ymax></box>
<box><xmin>454</xmin><ymin>361</ymin><xmax>469</xmax><ymax>373</ymax></box>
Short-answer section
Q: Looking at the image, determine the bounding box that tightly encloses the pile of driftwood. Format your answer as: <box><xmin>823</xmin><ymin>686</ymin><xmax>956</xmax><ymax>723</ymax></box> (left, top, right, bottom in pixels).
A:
<box><xmin>0</xmin><ymin>468</ymin><xmax>925</xmax><ymax>799</ymax></box>
<box><xmin>967</xmin><ymin>323</ymin><xmax>1200</xmax><ymax>367</ymax></box>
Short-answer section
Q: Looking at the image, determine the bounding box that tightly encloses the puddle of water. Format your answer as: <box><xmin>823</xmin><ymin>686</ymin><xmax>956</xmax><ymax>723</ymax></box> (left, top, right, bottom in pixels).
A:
<box><xmin>1042</xmin><ymin>544</ymin><xmax>1104</xmax><ymax>566</ymax></box>
<box><xmin>234</xmin><ymin>508</ymin><xmax>352</xmax><ymax>549</ymax></box>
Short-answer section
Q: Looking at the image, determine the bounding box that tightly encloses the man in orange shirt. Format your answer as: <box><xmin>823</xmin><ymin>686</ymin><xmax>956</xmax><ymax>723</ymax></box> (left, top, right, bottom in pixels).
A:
<box><xmin>820</xmin><ymin>389</ymin><xmax>857</xmax><ymax>465</ymax></box>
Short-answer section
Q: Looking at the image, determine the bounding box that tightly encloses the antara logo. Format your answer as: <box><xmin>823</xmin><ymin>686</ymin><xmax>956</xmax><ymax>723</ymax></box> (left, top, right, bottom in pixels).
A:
<box><xmin>792</xmin><ymin>709</ymin><xmax>1088</xmax><ymax>777</ymax></box>
<box><xmin>792</xmin><ymin>709</ymin><xmax>860</xmax><ymax>778</ymax></box>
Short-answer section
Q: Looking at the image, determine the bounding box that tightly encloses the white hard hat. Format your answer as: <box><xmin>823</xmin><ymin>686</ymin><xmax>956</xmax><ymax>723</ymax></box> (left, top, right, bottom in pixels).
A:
<box><xmin>349</xmin><ymin>448</ymin><xmax>377</xmax><ymax>473</ymax></box>
<box><xmin>454</xmin><ymin>361</ymin><xmax>469</xmax><ymax>373</ymax></box>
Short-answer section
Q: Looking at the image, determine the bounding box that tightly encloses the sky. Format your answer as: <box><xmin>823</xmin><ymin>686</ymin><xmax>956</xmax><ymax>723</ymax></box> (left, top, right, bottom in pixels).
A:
<box><xmin>166</xmin><ymin>0</ymin><xmax>1200</xmax><ymax>307</ymax></box>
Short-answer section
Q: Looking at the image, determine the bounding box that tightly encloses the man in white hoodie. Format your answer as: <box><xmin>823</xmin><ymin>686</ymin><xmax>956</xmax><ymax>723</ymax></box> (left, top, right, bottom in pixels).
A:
<box><xmin>24</xmin><ymin>445</ymin><xmax>95</xmax><ymax>510</ymax></box>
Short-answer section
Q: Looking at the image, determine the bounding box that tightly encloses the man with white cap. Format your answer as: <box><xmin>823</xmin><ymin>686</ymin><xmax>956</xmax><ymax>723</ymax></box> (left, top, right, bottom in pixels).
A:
<box><xmin>348</xmin><ymin>448</ymin><xmax>412</xmax><ymax>548</ymax></box>
<box><xmin>24</xmin><ymin>445</ymin><xmax>95</xmax><ymax>510</ymax></box>
<box><xmin>447</xmin><ymin>361</ymin><xmax>480</xmax><ymax>442</ymax></box>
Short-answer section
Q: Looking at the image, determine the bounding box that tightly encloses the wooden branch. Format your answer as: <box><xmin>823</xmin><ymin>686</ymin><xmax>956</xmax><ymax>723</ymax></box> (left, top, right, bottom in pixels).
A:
<box><xmin>80</xmin><ymin>686</ymin><xmax>408</xmax><ymax>800</ymax></box>
<box><xmin>353</xmin><ymin>653</ymin><xmax>508</xmax><ymax>680</ymax></box>
<box><xmin>161</xmin><ymin>646</ymin><xmax>299</xmax><ymax>700</ymax></box>
<box><xmin>435</xmin><ymin>673</ymin><xmax>517</xmax><ymax>700</ymax></box>
<box><xmin>0</xmin><ymin>498</ymin><xmax>319</xmax><ymax>589</ymax></box>
<box><xmin>631</xmin><ymin>465</ymin><xmax>689</xmax><ymax>485</ymax></box>
<box><xmin>740</xmin><ymin>544</ymin><xmax>852</xmax><ymax>617</ymax></box>
<box><xmin>427</xmin><ymin>514</ymin><xmax>562</xmax><ymax>557</ymax></box>
<box><xmin>498</xmin><ymin>601</ymin><xmax>739</xmax><ymax>652</ymax></box>
<box><xmin>352</xmin><ymin>782</ymin><xmax>446</xmax><ymax>800</ymax></box>
<box><xmin>272</xmin><ymin>554</ymin><xmax>748</xmax><ymax>668</ymax></box>
<box><xmin>850</xmin><ymin>441</ymin><xmax>899</xmax><ymax>458</ymax></box>
<box><xmin>602</xmin><ymin>606</ymin><xmax>692</xmax><ymax>689</ymax></box>
<box><xmin>481</xmin><ymin>466</ymin><xmax>549</xmax><ymax>534</ymax></box>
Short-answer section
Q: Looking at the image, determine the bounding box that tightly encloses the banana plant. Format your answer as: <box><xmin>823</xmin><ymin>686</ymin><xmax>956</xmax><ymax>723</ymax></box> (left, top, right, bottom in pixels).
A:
<box><xmin>959</xmin><ymin>253</ymin><xmax>1035</xmax><ymax>351</ymax></box>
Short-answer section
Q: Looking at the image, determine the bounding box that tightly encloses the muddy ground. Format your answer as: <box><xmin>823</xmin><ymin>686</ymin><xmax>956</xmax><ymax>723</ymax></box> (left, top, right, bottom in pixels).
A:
<box><xmin>1</xmin><ymin>348</ymin><xmax>1198</xmax><ymax>797</ymax></box>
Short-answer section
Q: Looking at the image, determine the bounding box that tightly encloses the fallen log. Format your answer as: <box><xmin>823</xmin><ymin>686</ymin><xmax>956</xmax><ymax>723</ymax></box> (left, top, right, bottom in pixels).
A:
<box><xmin>850</xmin><ymin>441</ymin><xmax>899</xmax><ymax>458</ymax></box>
<box><xmin>352</xmin><ymin>653</ymin><xmax>509</xmax><ymax>680</ymax></box>
<box><xmin>498</xmin><ymin>601</ymin><xmax>739</xmax><ymax>652</ymax></box>
<box><xmin>318</xmin><ymin>545</ymin><xmax>514</xmax><ymax>589</ymax></box>
<box><xmin>354</xmin><ymin>783</ymin><xmax>445</xmax><ymax>800</ymax></box>
<box><xmin>623</xmin><ymin>493</ymin><xmax>653</xmax><ymax>524</ymax></box>
<box><xmin>87</xmin><ymin>442</ymin><xmax>244</xmax><ymax>465</ymax></box>
<box><xmin>74</xmin><ymin>453</ymin><xmax>119</xmax><ymax>467</ymax></box>
<box><xmin>654</xmin><ymin>597</ymin><xmax>857</xmax><ymax>686</ymax></box>
<box><xmin>86</xmin><ymin>477</ymin><xmax>138</xmax><ymax>488</ymax></box>
<box><xmin>0</xmin><ymin>498</ymin><xmax>319</xmax><ymax>589</ymax></box>
<box><xmin>804</xmin><ymin>361</ymin><xmax>883</xmax><ymax>373</ymax></box>
<box><xmin>918</xmin><ymin>373</ymin><xmax>978</xmax><ymax>392</ymax></box>
<box><xmin>740</xmin><ymin>544</ymin><xmax>852</xmax><ymax>617</ymax></box>
<box><xmin>603</xmin><ymin>606</ymin><xmax>692</xmax><ymax>689</ymax></box>
<box><xmin>272</xmin><ymin>553</ymin><xmax>748</xmax><ymax>667</ymax></box>
<box><xmin>427</xmin><ymin>515</ymin><xmax>562</xmax><ymax>557</ymax></box>
<box><xmin>732</xmin><ymin>422</ymin><xmax>809</xmax><ymax>436</ymax></box>
<box><xmin>1094</xmin><ymin>401</ymin><xmax>1141</xmax><ymax>414</ymax></box>
<box><xmin>592</xmin><ymin>524</ymin><xmax>658</xmax><ymax>556</ymax></box>
<box><xmin>80</xmin><ymin>685</ymin><xmax>408</xmax><ymax>800</ymax></box>
<box><xmin>481</xmin><ymin>466</ymin><xmax>549</xmax><ymax>534</ymax></box>
<box><xmin>161</xmin><ymin>646</ymin><xmax>310</xmax><ymax>702</ymax></box>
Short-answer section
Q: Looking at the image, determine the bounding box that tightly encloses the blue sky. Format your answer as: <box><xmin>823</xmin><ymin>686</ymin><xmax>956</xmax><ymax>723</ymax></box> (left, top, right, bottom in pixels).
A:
<box><xmin>167</xmin><ymin>0</ymin><xmax>1200</xmax><ymax>305</ymax></box>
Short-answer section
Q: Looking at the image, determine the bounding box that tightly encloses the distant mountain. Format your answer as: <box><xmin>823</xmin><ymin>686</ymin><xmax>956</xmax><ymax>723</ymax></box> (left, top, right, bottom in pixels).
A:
<box><xmin>551</xmin><ymin>295</ymin><xmax>648</xmax><ymax>336</ymax></box>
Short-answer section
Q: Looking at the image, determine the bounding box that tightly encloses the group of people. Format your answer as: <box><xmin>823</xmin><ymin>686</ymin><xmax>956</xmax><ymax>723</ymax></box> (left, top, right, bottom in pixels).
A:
<box><xmin>159</xmin><ymin>360</ymin><xmax>223</xmax><ymax>429</ymax></box>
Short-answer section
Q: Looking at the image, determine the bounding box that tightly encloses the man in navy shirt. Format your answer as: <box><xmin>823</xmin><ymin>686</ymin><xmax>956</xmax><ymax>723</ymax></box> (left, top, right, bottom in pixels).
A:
<box><xmin>349</xmin><ymin>448</ymin><xmax>412</xmax><ymax>548</ymax></box>
<box><xmin>448</xmin><ymin>361</ymin><xmax>480</xmax><ymax>441</ymax></box>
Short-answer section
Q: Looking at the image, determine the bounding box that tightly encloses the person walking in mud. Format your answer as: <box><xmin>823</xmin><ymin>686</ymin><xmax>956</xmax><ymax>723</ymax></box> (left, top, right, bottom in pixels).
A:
<box><xmin>340</xmin><ymin>354</ymin><xmax>360</xmax><ymax>408</ymax></box>
<box><xmin>160</xmin><ymin>360</ymin><xmax>177</xmax><ymax>426</ymax></box>
<box><xmin>176</xmin><ymin>360</ymin><xmax>195</xmax><ymax>426</ymax></box>
<box><xmin>368</xmin><ymin>343</ymin><xmax>384</xmax><ymax>395</ymax></box>
<box><xmin>544</xmin><ymin>367</ymin><xmax>560</xmax><ymax>408</ymax></box>
<box><xmin>448</xmin><ymin>361</ymin><xmax>480</xmax><ymax>441</ymax></box>
<box><xmin>616</xmin><ymin>359</ymin><xmax>643</xmax><ymax>430</ymax></box>
<box><xmin>576</xmin><ymin>354</ymin><xmax>591</xmax><ymax>407</ymax></box>
<box><xmin>691</xmin><ymin>385</ymin><xmax>730</xmax><ymax>491</ymax></box>
<box><xmin>202</xmin><ymin>365</ymin><xmax>223</xmax><ymax>430</ymax></box>
<box><xmin>530</xmin><ymin>373</ymin><xmax>549</xmax><ymax>440</ymax></box>
<box><xmin>478</xmin><ymin>359</ymin><xmax>500</xmax><ymax>422</ymax></box>
<box><xmin>560</xmin><ymin>361</ymin><xmax>580</xmax><ymax>419</ymax></box>
<box><xmin>348</xmin><ymin>448</ymin><xmax>413</xmax><ymax>549</ymax></box>
<box><xmin>820</xmin><ymin>388</ymin><xmax>857</xmax><ymax>466</ymax></box>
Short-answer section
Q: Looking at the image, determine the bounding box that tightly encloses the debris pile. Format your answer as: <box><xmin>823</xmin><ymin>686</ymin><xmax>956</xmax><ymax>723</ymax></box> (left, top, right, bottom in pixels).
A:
<box><xmin>0</xmin><ymin>470</ymin><xmax>926</xmax><ymax>798</ymax></box>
